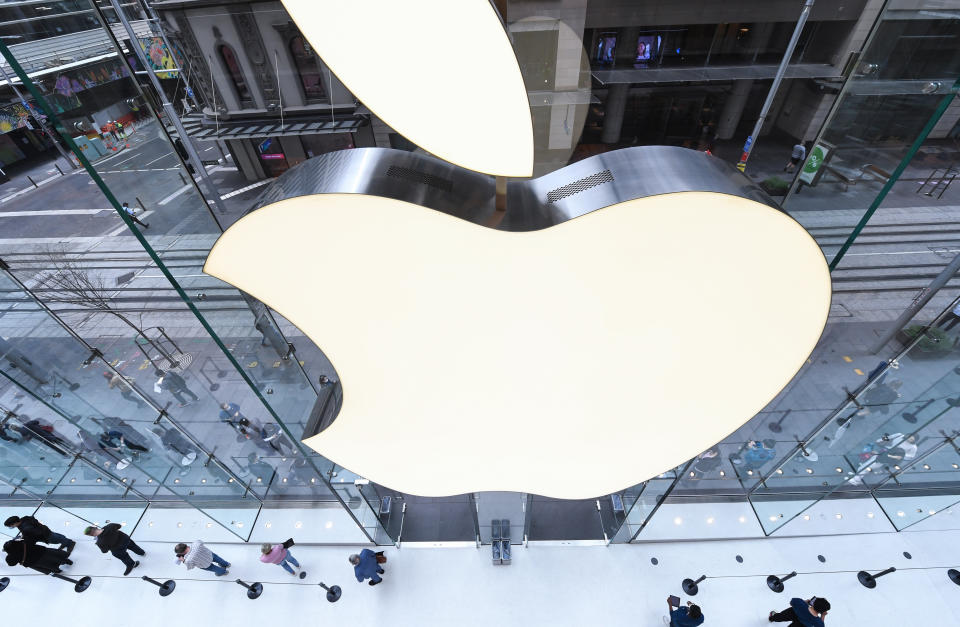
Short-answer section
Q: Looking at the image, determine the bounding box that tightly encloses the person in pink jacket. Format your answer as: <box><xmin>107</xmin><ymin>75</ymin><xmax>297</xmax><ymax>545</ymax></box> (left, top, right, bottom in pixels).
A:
<box><xmin>260</xmin><ymin>541</ymin><xmax>304</xmax><ymax>578</ymax></box>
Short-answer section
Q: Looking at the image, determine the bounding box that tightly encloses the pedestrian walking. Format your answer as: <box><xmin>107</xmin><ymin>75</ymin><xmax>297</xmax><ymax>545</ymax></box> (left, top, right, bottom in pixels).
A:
<box><xmin>175</xmin><ymin>540</ymin><xmax>231</xmax><ymax>576</ymax></box>
<box><xmin>260</xmin><ymin>539</ymin><xmax>305</xmax><ymax>578</ymax></box>
<box><xmin>784</xmin><ymin>142</ymin><xmax>806</xmax><ymax>173</ymax></box>
<box><xmin>3</xmin><ymin>539</ymin><xmax>73</xmax><ymax>574</ymax></box>
<box><xmin>664</xmin><ymin>596</ymin><xmax>704</xmax><ymax>626</ymax></box>
<box><xmin>4</xmin><ymin>515</ymin><xmax>76</xmax><ymax>553</ymax></box>
<box><xmin>769</xmin><ymin>596</ymin><xmax>830</xmax><ymax>626</ymax></box>
<box><xmin>156</xmin><ymin>370</ymin><xmax>199</xmax><ymax>407</ymax></box>
<box><xmin>121</xmin><ymin>202</ymin><xmax>149</xmax><ymax>229</ymax></box>
<box><xmin>84</xmin><ymin>523</ymin><xmax>145</xmax><ymax>576</ymax></box>
<box><xmin>102</xmin><ymin>371</ymin><xmax>145</xmax><ymax>408</ymax></box>
<box><xmin>219</xmin><ymin>401</ymin><xmax>259</xmax><ymax>439</ymax></box>
<box><xmin>349</xmin><ymin>548</ymin><xmax>385</xmax><ymax>586</ymax></box>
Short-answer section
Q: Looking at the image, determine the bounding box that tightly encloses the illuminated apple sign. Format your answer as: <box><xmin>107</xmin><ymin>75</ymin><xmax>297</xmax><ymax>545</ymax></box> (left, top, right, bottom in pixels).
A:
<box><xmin>281</xmin><ymin>0</ymin><xmax>533</xmax><ymax>177</ymax></box>
<box><xmin>204</xmin><ymin>190</ymin><xmax>830</xmax><ymax>499</ymax></box>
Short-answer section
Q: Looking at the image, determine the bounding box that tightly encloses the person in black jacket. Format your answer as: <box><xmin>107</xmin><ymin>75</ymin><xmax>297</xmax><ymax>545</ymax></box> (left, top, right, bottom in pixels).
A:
<box><xmin>3</xmin><ymin>539</ymin><xmax>73</xmax><ymax>574</ymax></box>
<box><xmin>4</xmin><ymin>515</ymin><xmax>76</xmax><ymax>554</ymax></box>
<box><xmin>84</xmin><ymin>523</ymin><xmax>145</xmax><ymax>575</ymax></box>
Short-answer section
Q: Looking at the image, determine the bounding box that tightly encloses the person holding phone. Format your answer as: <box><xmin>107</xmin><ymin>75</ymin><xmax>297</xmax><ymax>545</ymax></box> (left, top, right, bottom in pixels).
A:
<box><xmin>769</xmin><ymin>596</ymin><xmax>830</xmax><ymax>626</ymax></box>
<box><xmin>665</xmin><ymin>595</ymin><xmax>704</xmax><ymax>626</ymax></box>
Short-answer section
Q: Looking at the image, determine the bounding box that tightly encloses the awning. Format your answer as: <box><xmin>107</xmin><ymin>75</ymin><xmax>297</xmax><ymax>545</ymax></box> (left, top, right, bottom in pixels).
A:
<box><xmin>178</xmin><ymin>116</ymin><xmax>367</xmax><ymax>142</ymax></box>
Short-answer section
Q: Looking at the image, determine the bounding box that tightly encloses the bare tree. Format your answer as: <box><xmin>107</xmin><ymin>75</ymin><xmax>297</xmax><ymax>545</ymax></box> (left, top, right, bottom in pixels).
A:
<box><xmin>39</xmin><ymin>249</ymin><xmax>175</xmax><ymax>363</ymax></box>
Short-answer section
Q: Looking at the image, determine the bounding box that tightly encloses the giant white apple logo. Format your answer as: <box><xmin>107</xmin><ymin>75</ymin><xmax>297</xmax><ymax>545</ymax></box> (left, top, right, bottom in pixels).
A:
<box><xmin>204</xmin><ymin>189</ymin><xmax>830</xmax><ymax>499</ymax></box>
<box><xmin>204</xmin><ymin>0</ymin><xmax>830</xmax><ymax>498</ymax></box>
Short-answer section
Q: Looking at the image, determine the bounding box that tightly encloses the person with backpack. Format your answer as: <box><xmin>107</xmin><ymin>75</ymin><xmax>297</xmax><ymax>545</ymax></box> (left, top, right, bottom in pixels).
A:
<box><xmin>349</xmin><ymin>548</ymin><xmax>386</xmax><ymax>586</ymax></box>
<box><xmin>770</xmin><ymin>596</ymin><xmax>830</xmax><ymax>626</ymax></box>
<box><xmin>665</xmin><ymin>596</ymin><xmax>704</xmax><ymax>626</ymax></box>
<box><xmin>259</xmin><ymin>539</ymin><xmax>305</xmax><ymax>578</ymax></box>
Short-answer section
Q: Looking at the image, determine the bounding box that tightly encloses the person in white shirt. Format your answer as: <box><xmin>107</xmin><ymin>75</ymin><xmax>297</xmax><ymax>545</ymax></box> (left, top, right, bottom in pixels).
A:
<box><xmin>174</xmin><ymin>540</ymin><xmax>231</xmax><ymax>576</ymax></box>
<box><xmin>121</xmin><ymin>202</ymin><xmax>149</xmax><ymax>229</ymax></box>
<box><xmin>784</xmin><ymin>143</ymin><xmax>806</xmax><ymax>172</ymax></box>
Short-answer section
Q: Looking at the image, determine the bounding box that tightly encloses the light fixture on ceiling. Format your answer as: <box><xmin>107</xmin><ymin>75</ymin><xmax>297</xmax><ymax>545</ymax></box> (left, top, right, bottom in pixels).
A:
<box><xmin>205</xmin><ymin>191</ymin><xmax>830</xmax><ymax>499</ymax></box>
<box><xmin>280</xmin><ymin>0</ymin><xmax>533</xmax><ymax>177</ymax></box>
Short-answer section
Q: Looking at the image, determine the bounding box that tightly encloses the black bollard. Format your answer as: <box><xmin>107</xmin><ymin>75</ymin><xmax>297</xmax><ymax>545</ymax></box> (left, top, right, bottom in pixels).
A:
<box><xmin>141</xmin><ymin>575</ymin><xmax>176</xmax><ymax>597</ymax></box>
<box><xmin>319</xmin><ymin>582</ymin><xmax>342</xmax><ymax>602</ymax></box>
<box><xmin>858</xmin><ymin>567</ymin><xmax>896</xmax><ymax>589</ymax></box>
<box><xmin>51</xmin><ymin>572</ymin><xmax>92</xmax><ymax>593</ymax></box>
<box><xmin>948</xmin><ymin>569</ymin><xmax>960</xmax><ymax>586</ymax></box>
<box><xmin>681</xmin><ymin>575</ymin><xmax>706</xmax><ymax>596</ymax></box>
<box><xmin>0</xmin><ymin>576</ymin><xmax>8</xmax><ymax>592</ymax></box>
<box><xmin>766</xmin><ymin>571</ymin><xmax>797</xmax><ymax>593</ymax></box>
<box><xmin>768</xmin><ymin>410</ymin><xmax>791</xmax><ymax>433</ymax></box>
<box><xmin>235</xmin><ymin>578</ymin><xmax>263</xmax><ymax>599</ymax></box>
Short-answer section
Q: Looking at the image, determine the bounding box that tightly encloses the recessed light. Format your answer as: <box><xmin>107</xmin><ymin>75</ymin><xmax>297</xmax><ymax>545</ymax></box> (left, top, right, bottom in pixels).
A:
<box><xmin>295</xmin><ymin>521</ymin><xmax>303</xmax><ymax>529</ymax></box>
<box><xmin>776</xmin><ymin>469</ymin><xmax>783</xmax><ymax>474</ymax></box>
<box><xmin>897</xmin><ymin>511</ymin><xmax>905</xmax><ymax>517</ymax></box>
<box><xmin>929</xmin><ymin>509</ymin><xmax>936</xmax><ymax>515</ymax></box>
<box><xmin>177</xmin><ymin>522</ymin><xmax>183</xmax><ymax>527</ymax></box>
<box><xmin>69</xmin><ymin>478</ymin><xmax>75</xmax><ymax>482</ymax></box>
<box><xmin>206</xmin><ymin>523</ymin><xmax>212</xmax><ymax>528</ymax></box>
<box><xmin>257</xmin><ymin>477</ymin><xmax>262</xmax><ymax>482</ymax></box>
<box><xmin>802</xmin><ymin>515</ymin><xmax>810</xmax><ymax>521</ymax></box>
<box><xmin>719</xmin><ymin>470</ymin><xmax>726</xmax><ymax>477</ymax></box>
<box><xmin>835</xmin><ymin>467</ymin><xmax>843</xmax><ymax>473</ymax></box>
<box><xmin>805</xmin><ymin>468</ymin><xmax>813</xmax><ymax>474</ymax></box>
<box><xmin>768</xmin><ymin>515</ymin><xmax>778</xmax><ymax>522</ymax></box>
<box><xmin>265</xmin><ymin>522</ymin><xmax>272</xmax><ymax>528</ymax></box>
<box><xmin>738</xmin><ymin>516</ymin><xmax>746</xmax><ymax>523</ymax></box>
<box><xmin>673</xmin><ymin>517</ymin><xmax>683</xmax><ymax>526</ymax></box>
<box><xmin>867</xmin><ymin>512</ymin><xmax>874</xmax><ymax>518</ymax></box>
<box><xmin>325</xmin><ymin>521</ymin><xmax>334</xmax><ymax>529</ymax></box>
<box><xmin>201</xmin><ymin>479</ymin><xmax>207</xmax><ymax>483</ymax></box>
<box><xmin>835</xmin><ymin>513</ymin><xmax>842</xmax><ymax>519</ymax></box>
<box><xmin>706</xmin><ymin>517</ymin><xmax>714</xmax><ymax>524</ymax></box>
<box><xmin>236</xmin><ymin>522</ymin><xmax>244</xmax><ymax>528</ymax></box>
<box><xmin>148</xmin><ymin>522</ymin><xmax>154</xmax><ymax>527</ymax></box>
<box><xmin>894</xmin><ymin>465</ymin><xmax>901</xmax><ymax>470</ymax></box>
<box><xmin>747</xmin><ymin>470</ymin><xmax>754</xmax><ymax>475</ymax></box>
<box><xmin>689</xmin><ymin>471</ymin><xmax>695</xmax><ymax>477</ymax></box>
<box><xmin>922</xmin><ymin>464</ymin><xmax>931</xmax><ymax>470</ymax></box>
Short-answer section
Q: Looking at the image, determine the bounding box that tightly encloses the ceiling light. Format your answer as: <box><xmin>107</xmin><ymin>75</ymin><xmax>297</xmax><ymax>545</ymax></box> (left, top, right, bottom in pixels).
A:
<box><xmin>280</xmin><ymin>0</ymin><xmax>533</xmax><ymax>176</ymax></box>
<box><xmin>802</xmin><ymin>515</ymin><xmax>810</xmax><ymax>521</ymax></box>
<box><xmin>738</xmin><ymin>516</ymin><xmax>746</xmax><ymax>523</ymax></box>
<box><xmin>295</xmin><ymin>521</ymin><xmax>303</xmax><ymax>529</ymax></box>
<box><xmin>867</xmin><ymin>512</ymin><xmax>874</xmax><ymax>518</ymax></box>
<box><xmin>673</xmin><ymin>517</ymin><xmax>683</xmax><ymax>526</ymax></box>
<box><xmin>207</xmin><ymin>190</ymin><xmax>829</xmax><ymax>498</ymax></box>
<box><xmin>706</xmin><ymin>517</ymin><xmax>714</xmax><ymax>524</ymax></box>
<box><xmin>265</xmin><ymin>522</ymin><xmax>272</xmax><ymax>528</ymax></box>
<box><xmin>897</xmin><ymin>511</ymin><xmax>905</xmax><ymax>517</ymax></box>
<box><xmin>806</xmin><ymin>468</ymin><xmax>814</xmax><ymax>474</ymax></box>
<box><xmin>325</xmin><ymin>521</ymin><xmax>334</xmax><ymax>529</ymax></box>
<box><xmin>835</xmin><ymin>513</ymin><xmax>842</xmax><ymax>519</ymax></box>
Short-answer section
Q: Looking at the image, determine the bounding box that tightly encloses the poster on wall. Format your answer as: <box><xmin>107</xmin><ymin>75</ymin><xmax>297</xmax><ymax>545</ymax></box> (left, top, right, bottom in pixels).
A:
<box><xmin>138</xmin><ymin>37</ymin><xmax>184</xmax><ymax>79</ymax></box>
<box><xmin>798</xmin><ymin>141</ymin><xmax>834</xmax><ymax>186</ymax></box>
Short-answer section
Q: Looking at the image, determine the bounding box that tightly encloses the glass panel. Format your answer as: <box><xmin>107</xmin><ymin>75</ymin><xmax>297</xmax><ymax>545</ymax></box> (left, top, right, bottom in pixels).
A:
<box><xmin>475</xmin><ymin>491</ymin><xmax>525</xmax><ymax>544</ymax></box>
<box><xmin>873</xmin><ymin>441</ymin><xmax>960</xmax><ymax>530</ymax></box>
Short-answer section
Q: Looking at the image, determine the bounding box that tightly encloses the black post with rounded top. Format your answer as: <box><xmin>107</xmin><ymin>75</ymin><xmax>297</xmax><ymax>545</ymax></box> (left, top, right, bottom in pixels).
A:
<box><xmin>766</xmin><ymin>571</ymin><xmax>797</xmax><ymax>593</ymax></box>
<box><xmin>235</xmin><ymin>578</ymin><xmax>263</xmax><ymax>599</ymax></box>
<box><xmin>682</xmin><ymin>575</ymin><xmax>706</xmax><ymax>595</ymax></box>
<box><xmin>141</xmin><ymin>575</ymin><xmax>176</xmax><ymax>596</ymax></box>
<box><xmin>319</xmin><ymin>582</ymin><xmax>342</xmax><ymax>602</ymax></box>
<box><xmin>51</xmin><ymin>572</ymin><xmax>91</xmax><ymax>592</ymax></box>
<box><xmin>0</xmin><ymin>576</ymin><xmax>9</xmax><ymax>592</ymax></box>
<box><xmin>858</xmin><ymin>567</ymin><xmax>895</xmax><ymax>589</ymax></box>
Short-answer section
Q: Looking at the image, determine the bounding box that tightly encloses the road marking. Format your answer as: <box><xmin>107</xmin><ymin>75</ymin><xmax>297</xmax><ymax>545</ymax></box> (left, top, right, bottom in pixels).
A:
<box><xmin>144</xmin><ymin>153</ymin><xmax>175</xmax><ymax>167</ymax></box>
<box><xmin>220</xmin><ymin>178</ymin><xmax>272</xmax><ymax>199</ymax></box>
<box><xmin>0</xmin><ymin>208</ymin><xmax>109</xmax><ymax>217</ymax></box>
<box><xmin>158</xmin><ymin>183</ymin><xmax>193</xmax><ymax>206</ymax></box>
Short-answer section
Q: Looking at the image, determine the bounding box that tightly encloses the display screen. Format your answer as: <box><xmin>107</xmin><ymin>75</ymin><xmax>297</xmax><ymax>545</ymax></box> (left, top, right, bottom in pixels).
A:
<box><xmin>596</xmin><ymin>32</ymin><xmax>617</xmax><ymax>65</ymax></box>
<box><xmin>635</xmin><ymin>35</ymin><xmax>661</xmax><ymax>63</ymax></box>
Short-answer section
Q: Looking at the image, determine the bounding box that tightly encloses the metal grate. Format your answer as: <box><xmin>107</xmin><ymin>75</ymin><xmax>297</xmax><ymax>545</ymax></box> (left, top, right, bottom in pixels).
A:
<box><xmin>546</xmin><ymin>169</ymin><xmax>614</xmax><ymax>203</ymax></box>
<box><xmin>385</xmin><ymin>165</ymin><xmax>454</xmax><ymax>193</ymax></box>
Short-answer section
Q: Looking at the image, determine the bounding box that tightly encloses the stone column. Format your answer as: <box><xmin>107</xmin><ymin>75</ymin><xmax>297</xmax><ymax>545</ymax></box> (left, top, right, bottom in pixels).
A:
<box><xmin>716</xmin><ymin>79</ymin><xmax>753</xmax><ymax>140</ymax></box>
<box><xmin>601</xmin><ymin>83</ymin><xmax>629</xmax><ymax>144</ymax></box>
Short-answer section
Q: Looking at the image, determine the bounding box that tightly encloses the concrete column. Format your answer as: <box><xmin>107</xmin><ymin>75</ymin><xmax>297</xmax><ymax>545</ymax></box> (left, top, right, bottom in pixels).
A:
<box><xmin>601</xmin><ymin>83</ymin><xmax>629</xmax><ymax>144</ymax></box>
<box><xmin>716</xmin><ymin>79</ymin><xmax>753</xmax><ymax>140</ymax></box>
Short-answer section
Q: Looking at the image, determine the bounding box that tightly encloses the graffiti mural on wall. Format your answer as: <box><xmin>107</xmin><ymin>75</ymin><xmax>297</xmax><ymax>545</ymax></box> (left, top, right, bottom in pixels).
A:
<box><xmin>52</xmin><ymin>62</ymin><xmax>127</xmax><ymax>97</ymax></box>
<box><xmin>139</xmin><ymin>37</ymin><xmax>183</xmax><ymax>79</ymax></box>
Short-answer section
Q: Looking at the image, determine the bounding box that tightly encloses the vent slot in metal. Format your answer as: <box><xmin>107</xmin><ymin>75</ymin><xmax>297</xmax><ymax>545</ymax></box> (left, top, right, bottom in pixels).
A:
<box><xmin>546</xmin><ymin>169</ymin><xmax>614</xmax><ymax>203</ymax></box>
<box><xmin>385</xmin><ymin>165</ymin><xmax>454</xmax><ymax>193</ymax></box>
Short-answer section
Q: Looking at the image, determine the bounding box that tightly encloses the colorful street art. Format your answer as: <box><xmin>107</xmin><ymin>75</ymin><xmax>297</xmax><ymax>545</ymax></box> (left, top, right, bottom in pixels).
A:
<box><xmin>52</xmin><ymin>62</ymin><xmax>127</xmax><ymax>97</ymax></box>
<box><xmin>139</xmin><ymin>37</ymin><xmax>183</xmax><ymax>80</ymax></box>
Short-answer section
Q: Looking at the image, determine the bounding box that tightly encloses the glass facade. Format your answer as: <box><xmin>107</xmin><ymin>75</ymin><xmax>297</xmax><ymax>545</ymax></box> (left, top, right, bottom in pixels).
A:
<box><xmin>0</xmin><ymin>0</ymin><xmax>959</xmax><ymax>546</ymax></box>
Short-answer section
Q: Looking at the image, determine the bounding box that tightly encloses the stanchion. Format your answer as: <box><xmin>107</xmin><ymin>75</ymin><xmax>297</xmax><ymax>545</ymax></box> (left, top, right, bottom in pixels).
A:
<box><xmin>235</xmin><ymin>578</ymin><xmax>263</xmax><ymax>599</ymax></box>
<box><xmin>857</xmin><ymin>567</ymin><xmax>896</xmax><ymax>589</ymax></box>
<box><xmin>766</xmin><ymin>571</ymin><xmax>797</xmax><ymax>593</ymax></box>
<box><xmin>141</xmin><ymin>575</ymin><xmax>176</xmax><ymax>597</ymax></box>
<box><xmin>0</xmin><ymin>576</ymin><xmax>9</xmax><ymax>592</ymax></box>
<box><xmin>948</xmin><ymin>569</ymin><xmax>960</xmax><ymax>585</ymax></box>
<box><xmin>682</xmin><ymin>575</ymin><xmax>706</xmax><ymax>595</ymax></box>
<box><xmin>319</xmin><ymin>582</ymin><xmax>342</xmax><ymax>602</ymax></box>
<box><xmin>51</xmin><ymin>572</ymin><xmax>92</xmax><ymax>593</ymax></box>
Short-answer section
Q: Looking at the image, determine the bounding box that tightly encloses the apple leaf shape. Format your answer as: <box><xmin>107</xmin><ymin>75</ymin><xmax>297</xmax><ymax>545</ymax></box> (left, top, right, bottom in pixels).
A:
<box><xmin>281</xmin><ymin>0</ymin><xmax>533</xmax><ymax>178</ymax></box>
<box><xmin>204</xmin><ymin>191</ymin><xmax>830</xmax><ymax>499</ymax></box>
